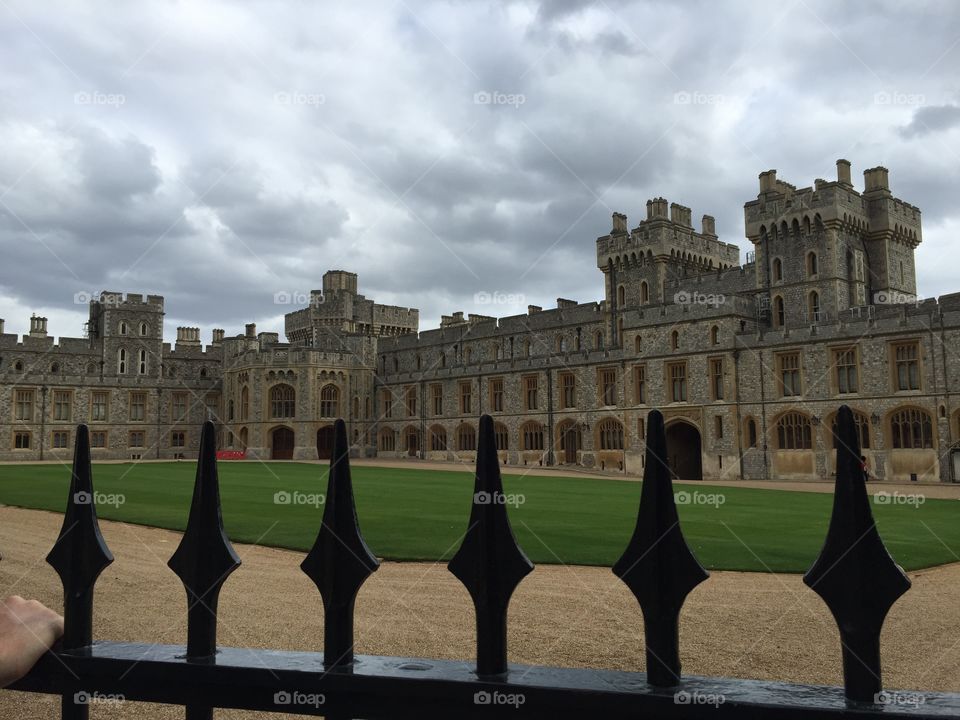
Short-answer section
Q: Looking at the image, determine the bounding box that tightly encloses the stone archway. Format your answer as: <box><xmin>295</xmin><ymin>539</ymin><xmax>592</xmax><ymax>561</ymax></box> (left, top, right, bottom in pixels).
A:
<box><xmin>665</xmin><ymin>421</ymin><xmax>702</xmax><ymax>480</ymax></box>
<box><xmin>316</xmin><ymin>425</ymin><xmax>335</xmax><ymax>460</ymax></box>
<box><xmin>271</xmin><ymin>426</ymin><xmax>295</xmax><ymax>460</ymax></box>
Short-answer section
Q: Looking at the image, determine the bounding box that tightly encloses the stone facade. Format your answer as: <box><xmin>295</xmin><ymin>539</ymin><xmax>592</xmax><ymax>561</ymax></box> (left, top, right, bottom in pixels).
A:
<box><xmin>2</xmin><ymin>164</ymin><xmax>956</xmax><ymax>482</ymax></box>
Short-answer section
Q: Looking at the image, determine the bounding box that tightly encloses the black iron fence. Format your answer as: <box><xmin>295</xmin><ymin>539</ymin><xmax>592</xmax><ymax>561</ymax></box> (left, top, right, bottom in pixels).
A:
<box><xmin>9</xmin><ymin>406</ymin><xmax>960</xmax><ymax>718</ymax></box>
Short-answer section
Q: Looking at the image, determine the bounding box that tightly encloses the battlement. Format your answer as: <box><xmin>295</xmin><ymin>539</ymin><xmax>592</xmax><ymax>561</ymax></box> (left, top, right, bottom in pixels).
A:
<box><xmin>96</xmin><ymin>291</ymin><xmax>165</xmax><ymax>309</ymax></box>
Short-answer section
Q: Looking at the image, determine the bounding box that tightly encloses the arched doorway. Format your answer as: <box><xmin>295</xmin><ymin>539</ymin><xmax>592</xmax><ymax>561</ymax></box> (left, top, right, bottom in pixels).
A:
<box><xmin>404</xmin><ymin>426</ymin><xmax>419</xmax><ymax>457</ymax></box>
<box><xmin>317</xmin><ymin>425</ymin><xmax>335</xmax><ymax>460</ymax></box>
<box><xmin>557</xmin><ymin>420</ymin><xmax>581</xmax><ymax>464</ymax></box>
<box><xmin>271</xmin><ymin>427</ymin><xmax>295</xmax><ymax>460</ymax></box>
<box><xmin>665</xmin><ymin>421</ymin><xmax>702</xmax><ymax>480</ymax></box>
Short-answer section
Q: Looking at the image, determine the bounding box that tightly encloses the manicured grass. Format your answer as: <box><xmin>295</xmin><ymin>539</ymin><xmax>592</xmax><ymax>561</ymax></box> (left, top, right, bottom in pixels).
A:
<box><xmin>0</xmin><ymin>461</ymin><xmax>956</xmax><ymax>572</ymax></box>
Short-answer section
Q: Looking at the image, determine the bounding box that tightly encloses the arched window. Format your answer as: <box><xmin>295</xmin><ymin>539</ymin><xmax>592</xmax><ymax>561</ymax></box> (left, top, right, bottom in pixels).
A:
<box><xmin>240</xmin><ymin>386</ymin><xmax>249</xmax><ymax>421</ymax></box>
<box><xmin>522</xmin><ymin>422</ymin><xmax>544</xmax><ymax>451</ymax></box>
<box><xmin>671</xmin><ymin>330</ymin><xmax>680</xmax><ymax>350</ymax></box>
<box><xmin>890</xmin><ymin>408</ymin><xmax>933</xmax><ymax>449</ymax></box>
<box><xmin>635</xmin><ymin>335</ymin><xmax>642</xmax><ymax>353</ymax></box>
<box><xmin>118</xmin><ymin>348</ymin><xmax>127</xmax><ymax>374</ymax></box>
<box><xmin>594</xmin><ymin>332</ymin><xmax>604</xmax><ymax>350</ymax></box>
<box><xmin>494</xmin><ymin>422</ymin><xmax>509</xmax><ymax>451</ymax></box>
<box><xmin>617</xmin><ymin>285</ymin><xmax>625</xmax><ymax>307</ymax></box>
<box><xmin>429</xmin><ymin>425</ymin><xmax>447</xmax><ymax>451</ymax></box>
<box><xmin>457</xmin><ymin>424</ymin><xmax>476</xmax><ymax>451</ymax></box>
<box><xmin>640</xmin><ymin>281</ymin><xmax>649</xmax><ymax>304</ymax></box>
<box><xmin>119</xmin><ymin>322</ymin><xmax>127</xmax><ymax>336</ymax></box>
<box><xmin>807</xmin><ymin>251</ymin><xmax>819</xmax><ymax>277</ymax></box>
<box><xmin>14</xmin><ymin>360</ymin><xmax>23</xmax><ymax>372</ymax></box>
<box><xmin>746</xmin><ymin>417</ymin><xmax>758</xmax><ymax>448</ymax></box>
<box><xmin>776</xmin><ymin>412</ymin><xmax>812</xmax><ymax>449</ymax></box>
<box><xmin>270</xmin><ymin>384</ymin><xmax>296</xmax><ymax>419</ymax></box>
<box><xmin>831</xmin><ymin>410</ymin><xmax>870</xmax><ymax>449</ymax></box>
<box><xmin>774</xmin><ymin>296</ymin><xmax>785</xmax><ymax>327</ymax></box>
<box><xmin>809</xmin><ymin>291</ymin><xmax>820</xmax><ymax>322</ymax></box>
<box><xmin>228</xmin><ymin>400</ymin><xmax>235</xmax><ymax>421</ymax></box>
<box><xmin>598</xmin><ymin>419</ymin><xmax>624</xmax><ymax>450</ymax></box>
<box><xmin>523</xmin><ymin>339</ymin><xmax>531</xmax><ymax>358</ymax></box>
<box><xmin>379</xmin><ymin>428</ymin><xmax>396</xmax><ymax>451</ymax></box>
<box><xmin>773</xmin><ymin>258</ymin><xmax>783</xmax><ymax>282</ymax></box>
<box><xmin>50</xmin><ymin>362</ymin><xmax>60</xmax><ymax>373</ymax></box>
<box><xmin>139</xmin><ymin>322</ymin><xmax>148</xmax><ymax>336</ymax></box>
<box><xmin>320</xmin><ymin>385</ymin><xmax>339</xmax><ymax>417</ymax></box>
<box><xmin>710</xmin><ymin>325</ymin><xmax>719</xmax><ymax>345</ymax></box>
<box><xmin>138</xmin><ymin>349</ymin><xmax>147</xmax><ymax>375</ymax></box>
<box><xmin>352</xmin><ymin>396</ymin><xmax>360</xmax><ymax>418</ymax></box>
<box><xmin>239</xmin><ymin>427</ymin><xmax>248</xmax><ymax>450</ymax></box>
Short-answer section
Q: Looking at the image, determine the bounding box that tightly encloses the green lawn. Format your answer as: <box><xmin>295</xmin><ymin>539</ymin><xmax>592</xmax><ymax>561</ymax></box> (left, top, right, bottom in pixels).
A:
<box><xmin>0</xmin><ymin>461</ymin><xmax>956</xmax><ymax>572</ymax></box>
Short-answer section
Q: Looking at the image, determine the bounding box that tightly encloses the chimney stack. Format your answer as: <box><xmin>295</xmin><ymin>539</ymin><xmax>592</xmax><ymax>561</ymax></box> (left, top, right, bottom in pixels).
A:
<box><xmin>836</xmin><ymin>159</ymin><xmax>852</xmax><ymax>186</ymax></box>
<box><xmin>29</xmin><ymin>315</ymin><xmax>48</xmax><ymax>338</ymax></box>
<box><xmin>245</xmin><ymin>323</ymin><xmax>257</xmax><ymax>338</ymax></box>
<box><xmin>611</xmin><ymin>212</ymin><xmax>627</xmax><ymax>234</ymax></box>
<box><xmin>863</xmin><ymin>166</ymin><xmax>890</xmax><ymax>193</ymax></box>
<box><xmin>701</xmin><ymin>215</ymin><xmax>717</xmax><ymax>236</ymax></box>
<box><xmin>211</xmin><ymin>328</ymin><xmax>225</xmax><ymax>344</ymax></box>
<box><xmin>647</xmin><ymin>198</ymin><xmax>669</xmax><ymax>220</ymax></box>
<box><xmin>669</xmin><ymin>203</ymin><xmax>692</xmax><ymax>227</ymax></box>
<box><xmin>0</xmin><ymin>319</ymin><xmax>5</xmax><ymax>335</ymax></box>
<box><xmin>759</xmin><ymin>169</ymin><xmax>778</xmax><ymax>193</ymax></box>
<box><xmin>176</xmin><ymin>327</ymin><xmax>201</xmax><ymax>346</ymax></box>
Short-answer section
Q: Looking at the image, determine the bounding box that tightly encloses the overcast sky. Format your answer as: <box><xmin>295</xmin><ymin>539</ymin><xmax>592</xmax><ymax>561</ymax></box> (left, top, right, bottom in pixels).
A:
<box><xmin>1</xmin><ymin>0</ymin><xmax>958</xmax><ymax>344</ymax></box>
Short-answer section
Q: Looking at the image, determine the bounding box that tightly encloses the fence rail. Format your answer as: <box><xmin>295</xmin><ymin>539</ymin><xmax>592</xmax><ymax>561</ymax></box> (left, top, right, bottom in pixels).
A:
<box><xmin>9</xmin><ymin>406</ymin><xmax>960</xmax><ymax>718</ymax></box>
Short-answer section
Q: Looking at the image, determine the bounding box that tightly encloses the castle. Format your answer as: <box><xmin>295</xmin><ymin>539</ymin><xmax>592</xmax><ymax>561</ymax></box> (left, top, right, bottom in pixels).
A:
<box><xmin>2</xmin><ymin>161</ymin><xmax>956</xmax><ymax>482</ymax></box>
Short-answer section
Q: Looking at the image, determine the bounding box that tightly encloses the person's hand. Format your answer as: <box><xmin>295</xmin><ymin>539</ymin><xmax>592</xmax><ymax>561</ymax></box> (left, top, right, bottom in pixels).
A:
<box><xmin>0</xmin><ymin>596</ymin><xmax>64</xmax><ymax>688</ymax></box>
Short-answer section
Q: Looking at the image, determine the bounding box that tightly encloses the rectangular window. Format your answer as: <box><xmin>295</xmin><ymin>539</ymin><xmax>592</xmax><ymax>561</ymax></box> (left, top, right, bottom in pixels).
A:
<box><xmin>172</xmin><ymin>392</ymin><xmax>188</xmax><ymax>421</ymax></box>
<box><xmin>778</xmin><ymin>353</ymin><xmax>801</xmax><ymax>397</ymax></box>
<box><xmin>91</xmin><ymin>391</ymin><xmax>109</xmax><ymax>422</ymax></box>
<box><xmin>52</xmin><ymin>430</ymin><xmax>69</xmax><ymax>449</ymax></box>
<box><xmin>633</xmin><ymin>365</ymin><xmax>646</xmax><ymax>404</ymax></box>
<box><xmin>599</xmin><ymin>368</ymin><xmax>617</xmax><ymax>406</ymax></box>
<box><xmin>14</xmin><ymin>432</ymin><xmax>30</xmax><ymax>449</ymax></box>
<box><xmin>14</xmin><ymin>389</ymin><xmax>34</xmax><ymax>421</ymax></box>
<box><xmin>53</xmin><ymin>391</ymin><xmax>72</xmax><ymax>422</ymax></box>
<box><xmin>204</xmin><ymin>394</ymin><xmax>219</xmax><ymax>421</ymax></box>
<box><xmin>667</xmin><ymin>362</ymin><xmax>687</xmax><ymax>402</ymax></box>
<box><xmin>834</xmin><ymin>348</ymin><xmax>859</xmax><ymax>394</ymax></box>
<box><xmin>893</xmin><ymin>342</ymin><xmax>920</xmax><ymax>391</ymax></box>
<box><xmin>382</xmin><ymin>389</ymin><xmax>393</xmax><ymax>417</ymax></box>
<box><xmin>490</xmin><ymin>378</ymin><xmax>504</xmax><ymax>412</ymax></box>
<box><xmin>523</xmin><ymin>376</ymin><xmax>538</xmax><ymax>410</ymax></box>
<box><xmin>460</xmin><ymin>382</ymin><xmax>472</xmax><ymax>414</ymax></box>
<box><xmin>90</xmin><ymin>431</ymin><xmax>107</xmax><ymax>448</ymax></box>
<box><xmin>129</xmin><ymin>431</ymin><xmax>145</xmax><ymax>448</ymax></box>
<box><xmin>431</xmin><ymin>384</ymin><xmax>443</xmax><ymax>415</ymax></box>
<box><xmin>560</xmin><ymin>373</ymin><xmax>576</xmax><ymax>409</ymax></box>
<box><xmin>130</xmin><ymin>392</ymin><xmax>146</xmax><ymax>422</ymax></box>
<box><xmin>171</xmin><ymin>431</ymin><xmax>185</xmax><ymax>448</ymax></box>
<box><xmin>405</xmin><ymin>386</ymin><xmax>417</xmax><ymax>417</ymax></box>
<box><xmin>637</xmin><ymin>418</ymin><xmax>645</xmax><ymax>439</ymax></box>
<box><xmin>710</xmin><ymin>358</ymin><xmax>724</xmax><ymax>400</ymax></box>
<box><xmin>714</xmin><ymin>415</ymin><xmax>723</xmax><ymax>439</ymax></box>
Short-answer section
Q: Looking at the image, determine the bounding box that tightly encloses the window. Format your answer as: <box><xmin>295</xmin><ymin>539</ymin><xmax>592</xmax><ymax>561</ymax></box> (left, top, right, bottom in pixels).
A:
<box><xmin>778</xmin><ymin>353</ymin><xmax>801</xmax><ymax>397</ymax></box>
<box><xmin>52</xmin><ymin>431</ymin><xmax>69</xmax><ymax>449</ymax></box>
<box><xmin>594</xmin><ymin>331</ymin><xmax>604</xmax><ymax>350</ymax></box>
<box><xmin>809</xmin><ymin>292</ymin><xmax>821</xmax><ymax>322</ymax></box>
<box><xmin>90</xmin><ymin>431</ymin><xmax>107</xmax><ymax>448</ymax></box>
<box><xmin>714</xmin><ymin>416</ymin><xmax>723</xmax><ymax>439</ymax></box>
<box><xmin>494</xmin><ymin>423</ymin><xmax>509</xmax><ymax>451</ymax></box>
<box><xmin>746</xmin><ymin>418</ymin><xmax>757</xmax><ymax>448</ymax></box>
<box><xmin>599</xmin><ymin>368</ymin><xmax>617</xmax><ymax>406</ymax></box>
<box><xmin>637</xmin><ymin>418</ymin><xmax>645</xmax><ymax>439</ymax></box>
<box><xmin>774</xmin><ymin>296</ymin><xmax>785</xmax><ymax>327</ymax></box>
<box><xmin>15</xmin><ymin>389</ymin><xmax>34</xmax><ymax>421</ymax></box>
<box><xmin>130</xmin><ymin>392</ymin><xmax>146</xmax><ymax>422</ymax></box>
<box><xmin>139</xmin><ymin>322</ymin><xmax>148</xmax><ymax>336</ymax></box>
<box><xmin>773</xmin><ymin>258</ymin><xmax>783</xmax><ymax>281</ymax></box>
<box><xmin>710</xmin><ymin>358</ymin><xmax>724</xmax><ymax>400</ymax></box>
<box><xmin>560</xmin><ymin>373</ymin><xmax>576</xmax><ymax>409</ymax></box>
<box><xmin>430</xmin><ymin>426</ymin><xmax>447</xmax><ymax>451</ymax></box>
<box><xmin>640</xmin><ymin>281</ymin><xmax>649</xmax><ymax>304</ymax></box>
<box><xmin>204</xmin><ymin>394</ymin><xmax>219</xmax><ymax>421</ymax></box>
<box><xmin>617</xmin><ymin>285</ymin><xmax>625</xmax><ymax>307</ymax></box>
<box><xmin>379</xmin><ymin>428</ymin><xmax>396</xmax><ymax>451</ymax></box>
<box><xmin>321</xmin><ymin>385</ymin><xmax>340</xmax><ymax>417</ymax></box>
<box><xmin>834</xmin><ymin>348</ymin><xmax>859</xmax><ymax>394</ymax></box>
<box><xmin>14</xmin><ymin>432</ymin><xmax>30</xmax><ymax>449</ymax></box>
<box><xmin>460</xmin><ymin>382</ymin><xmax>472</xmax><ymax>414</ymax></box>
<box><xmin>633</xmin><ymin>366</ymin><xmax>646</xmax><ymax>404</ymax></box>
<box><xmin>831</xmin><ymin>411</ymin><xmax>870</xmax><ymax>449</ymax></box>
<box><xmin>634</xmin><ymin>335</ymin><xmax>642</xmax><ymax>353</ymax></box>
<box><xmin>402</xmin><ymin>386</ymin><xmax>415</xmax><ymax>417</ymax></box>
<box><xmin>523</xmin><ymin>376</ymin><xmax>538</xmax><ymax>410</ymax></box>
<box><xmin>172</xmin><ymin>392</ymin><xmax>188</xmax><ymax>421</ymax></box>
<box><xmin>270</xmin><ymin>384</ymin><xmax>296</xmax><ymax>419</ymax></box>
<box><xmin>490</xmin><ymin>378</ymin><xmax>504</xmax><ymax>412</ymax></box>
<box><xmin>431</xmin><ymin>384</ymin><xmax>443</xmax><ymax>415</ymax></box>
<box><xmin>91</xmin><ymin>391</ymin><xmax>109</xmax><ymax>422</ymax></box>
<box><xmin>171</xmin><ymin>432</ymin><xmax>186</xmax><ymax>448</ymax></box>
<box><xmin>776</xmin><ymin>412</ymin><xmax>812</xmax><ymax>450</ymax></box>
<box><xmin>138</xmin><ymin>349</ymin><xmax>147</xmax><ymax>375</ymax></box>
<box><xmin>890</xmin><ymin>408</ymin><xmax>933</xmax><ymax>449</ymax></box>
<box><xmin>522</xmin><ymin>422</ymin><xmax>544</xmax><ymax>451</ymax></box>
<box><xmin>710</xmin><ymin>325</ymin><xmax>720</xmax><ymax>345</ymax></box>
<box><xmin>129</xmin><ymin>431</ymin><xmax>145</xmax><ymax>448</ymax></box>
<box><xmin>119</xmin><ymin>322</ymin><xmax>128</xmax><ymax>336</ymax></box>
<box><xmin>598</xmin><ymin>419</ymin><xmax>623</xmax><ymax>450</ymax></box>
<box><xmin>671</xmin><ymin>330</ymin><xmax>680</xmax><ymax>350</ymax></box>
<box><xmin>53</xmin><ymin>391</ymin><xmax>72</xmax><ymax>421</ymax></box>
<box><xmin>240</xmin><ymin>386</ymin><xmax>249</xmax><ymax>421</ymax></box>
<box><xmin>807</xmin><ymin>251</ymin><xmax>818</xmax><ymax>277</ymax></box>
<box><xmin>118</xmin><ymin>348</ymin><xmax>127</xmax><ymax>374</ymax></box>
<box><xmin>893</xmin><ymin>342</ymin><xmax>920</xmax><ymax>391</ymax></box>
<box><xmin>382</xmin><ymin>389</ymin><xmax>394</xmax><ymax>417</ymax></box>
<box><xmin>457</xmin><ymin>424</ymin><xmax>476</xmax><ymax>451</ymax></box>
<box><xmin>667</xmin><ymin>362</ymin><xmax>687</xmax><ymax>402</ymax></box>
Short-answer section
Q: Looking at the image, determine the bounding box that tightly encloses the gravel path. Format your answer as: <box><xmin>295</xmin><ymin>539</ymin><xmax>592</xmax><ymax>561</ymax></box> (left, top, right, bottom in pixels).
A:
<box><xmin>1</xmin><ymin>505</ymin><xmax>957</xmax><ymax>719</ymax></box>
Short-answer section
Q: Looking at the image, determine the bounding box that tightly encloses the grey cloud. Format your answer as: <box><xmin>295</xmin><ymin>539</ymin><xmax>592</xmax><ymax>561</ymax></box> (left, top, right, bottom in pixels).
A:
<box><xmin>900</xmin><ymin>105</ymin><xmax>960</xmax><ymax>138</ymax></box>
